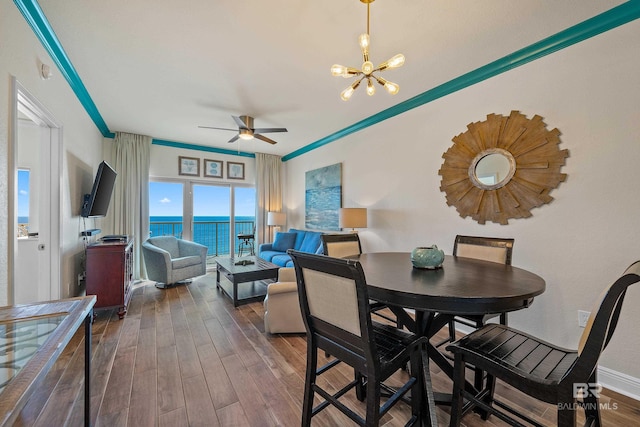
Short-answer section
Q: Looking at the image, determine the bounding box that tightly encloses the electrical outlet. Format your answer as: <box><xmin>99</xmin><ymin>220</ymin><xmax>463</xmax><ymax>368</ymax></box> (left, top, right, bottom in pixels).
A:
<box><xmin>578</xmin><ymin>310</ymin><xmax>590</xmax><ymax>328</ymax></box>
<box><xmin>77</xmin><ymin>272</ymin><xmax>86</xmax><ymax>288</ymax></box>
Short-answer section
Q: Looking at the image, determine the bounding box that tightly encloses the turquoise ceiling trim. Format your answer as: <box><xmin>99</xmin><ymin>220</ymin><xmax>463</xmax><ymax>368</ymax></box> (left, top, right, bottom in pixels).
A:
<box><xmin>16</xmin><ymin>0</ymin><xmax>639</xmax><ymax>159</ymax></box>
<box><xmin>14</xmin><ymin>0</ymin><xmax>115</xmax><ymax>138</ymax></box>
<box><xmin>282</xmin><ymin>1</ymin><xmax>640</xmax><ymax>162</ymax></box>
<box><xmin>153</xmin><ymin>139</ymin><xmax>256</xmax><ymax>158</ymax></box>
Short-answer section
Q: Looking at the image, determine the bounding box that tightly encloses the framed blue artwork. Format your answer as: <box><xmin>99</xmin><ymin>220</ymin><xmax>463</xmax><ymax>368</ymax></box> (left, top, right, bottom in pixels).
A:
<box><xmin>204</xmin><ymin>159</ymin><xmax>223</xmax><ymax>178</ymax></box>
<box><xmin>305</xmin><ymin>163</ymin><xmax>342</xmax><ymax>230</ymax></box>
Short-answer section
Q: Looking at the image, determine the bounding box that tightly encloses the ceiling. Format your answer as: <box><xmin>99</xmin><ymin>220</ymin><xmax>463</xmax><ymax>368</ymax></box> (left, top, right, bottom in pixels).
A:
<box><xmin>33</xmin><ymin>0</ymin><xmax>626</xmax><ymax>158</ymax></box>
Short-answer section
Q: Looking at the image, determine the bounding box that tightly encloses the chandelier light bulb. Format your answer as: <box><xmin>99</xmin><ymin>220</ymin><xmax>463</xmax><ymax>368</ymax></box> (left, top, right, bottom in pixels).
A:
<box><xmin>366</xmin><ymin>78</ymin><xmax>376</xmax><ymax>96</ymax></box>
<box><xmin>331</xmin><ymin>64</ymin><xmax>347</xmax><ymax>77</ymax></box>
<box><xmin>341</xmin><ymin>79</ymin><xmax>362</xmax><ymax>101</ymax></box>
<box><xmin>358</xmin><ymin>33</ymin><xmax>370</xmax><ymax>53</ymax></box>
<box><xmin>379</xmin><ymin>53</ymin><xmax>405</xmax><ymax>71</ymax></box>
<box><xmin>331</xmin><ymin>64</ymin><xmax>361</xmax><ymax>78</ymax></box>
<box><xmin>384</xmin><ymin>80</ymin><xmax>399</xmax><ymax>95</ymax></box>
<box><xmin>341</xmin><ymin>86</ymin><xmax>355</xmax><ymax>101</ymax></box>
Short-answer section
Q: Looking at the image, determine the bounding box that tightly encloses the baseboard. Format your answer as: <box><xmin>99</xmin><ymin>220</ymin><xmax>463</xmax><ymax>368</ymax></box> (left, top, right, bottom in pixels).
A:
<box><xmin>598</xmin><ymin>365</ymin><xmax>640</xmax><ymax>401</ymax></box>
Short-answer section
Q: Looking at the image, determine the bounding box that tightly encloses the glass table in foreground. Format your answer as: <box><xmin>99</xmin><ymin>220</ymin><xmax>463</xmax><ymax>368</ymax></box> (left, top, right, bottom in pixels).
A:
<box><xmin>0</xmin><ymin>296</ymin><xmax>96</xmax><ymax>426</ymax></box>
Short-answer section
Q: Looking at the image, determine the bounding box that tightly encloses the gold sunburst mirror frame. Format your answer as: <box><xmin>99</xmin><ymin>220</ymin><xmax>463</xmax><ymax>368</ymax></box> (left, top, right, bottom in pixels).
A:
<box><xmin>438</xmin><ymin>111</ymin><xmax>569</xmax><ymax>225</ymax></box>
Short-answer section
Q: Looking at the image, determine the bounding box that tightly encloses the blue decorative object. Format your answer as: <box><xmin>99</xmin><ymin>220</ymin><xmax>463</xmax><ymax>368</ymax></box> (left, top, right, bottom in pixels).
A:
<box><xmin>305</xmin><ymin>163</ymin><xmax>342</xmax><ymax>230</ymax></box>
<box><xmin>272</xmin><ymin>232</ymin><xmax>296</xmax><ymax>252</ymax></box>
<box><xmin>411</xmin><ymin>245</ymin><xmax>445</xmax><ymax>269</ymax></box>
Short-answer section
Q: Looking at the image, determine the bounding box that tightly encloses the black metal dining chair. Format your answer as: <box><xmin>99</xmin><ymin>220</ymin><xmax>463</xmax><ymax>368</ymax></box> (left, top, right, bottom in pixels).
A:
<box><xmin>289</xmin><ymin>250</ymin><xmax>436</xmax><ymax>426</ymax></box>
<box><xmin>447</xmin><ymin>260</ymin><xmax>640</xmax><ymax>427</ymax></box>
<box><xmin>321</xmin><ymin>233</ymin><xmax>398</xmax><ymax>327</ymax></box>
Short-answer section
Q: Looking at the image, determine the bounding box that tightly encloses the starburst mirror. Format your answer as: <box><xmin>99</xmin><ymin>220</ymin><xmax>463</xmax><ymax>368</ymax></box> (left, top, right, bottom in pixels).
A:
<box><xmin>438</xmin><ymin>111</ymin><xmax>569</xmax><ymax>225</ymax></box>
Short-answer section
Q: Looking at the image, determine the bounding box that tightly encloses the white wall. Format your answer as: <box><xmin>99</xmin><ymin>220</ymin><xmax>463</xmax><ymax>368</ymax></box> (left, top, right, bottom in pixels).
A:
<box><xmin>0</xmin><ymin>0</ymin><xmax>106</xmax><ymax>303</ymax></box>
<box><xmin>149</xmin><ymin>144</ymin><xmax>256</xmax><ymax>184</ymax></box>
<box><xmin>284</xmin><ymin>20</ymin><xmax>640</xmax><ymax>388</ymax></box>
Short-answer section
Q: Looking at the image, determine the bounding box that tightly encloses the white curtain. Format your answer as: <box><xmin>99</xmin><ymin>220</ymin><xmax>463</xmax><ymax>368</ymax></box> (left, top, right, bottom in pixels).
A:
<box><xmin>255</xmin><ymin>153</ymin><xmax>283</xmax><ymax>245</ymax></box>
<box><xmin>107</xmin><ymin>132</ymin><xmax>151</xmax><ymax>279</ymax></box>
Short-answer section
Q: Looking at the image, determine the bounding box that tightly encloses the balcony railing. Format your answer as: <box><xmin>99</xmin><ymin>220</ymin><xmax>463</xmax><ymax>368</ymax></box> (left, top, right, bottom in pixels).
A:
<box><xmin>149</xmin><ymin>219</ymin><xmax>255</xmax><ymax>257</ymax></box>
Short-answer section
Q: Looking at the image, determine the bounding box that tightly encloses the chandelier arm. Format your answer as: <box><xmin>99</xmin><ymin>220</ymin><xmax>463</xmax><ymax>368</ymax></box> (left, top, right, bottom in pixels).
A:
<box><xmin>367</xmin><ymin>2</ymin><xmax>370</xmax><ymax>35</ymax></box>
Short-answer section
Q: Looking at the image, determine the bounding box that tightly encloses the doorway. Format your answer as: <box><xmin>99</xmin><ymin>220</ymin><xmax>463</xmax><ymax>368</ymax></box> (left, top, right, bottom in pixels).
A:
<box><xmin>9</xmin><ymin>78</ymin><xmax>62</xmax><ymax>304</ymax></box>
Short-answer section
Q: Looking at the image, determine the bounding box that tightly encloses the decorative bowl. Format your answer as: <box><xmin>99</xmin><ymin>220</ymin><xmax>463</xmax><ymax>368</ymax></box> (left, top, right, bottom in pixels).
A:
<box><xmin>411</xmin><ymin>245</ymin><xmax>444</xmax><ymax>269</ymax></box>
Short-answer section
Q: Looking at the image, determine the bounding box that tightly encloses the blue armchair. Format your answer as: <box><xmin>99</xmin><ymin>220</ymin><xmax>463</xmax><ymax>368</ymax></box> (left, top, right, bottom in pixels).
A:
<box><xmin>142</xmin><ymin>236</ymin><xmax>208</xmax><ymax>288</ymax></box>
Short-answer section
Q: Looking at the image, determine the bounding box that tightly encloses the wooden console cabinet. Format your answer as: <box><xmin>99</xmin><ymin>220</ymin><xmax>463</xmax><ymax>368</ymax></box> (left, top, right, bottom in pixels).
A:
<box><xmin>86</xmin><ymin>237</ymin><xmax>134</xmax><ymax>319</ymax></box>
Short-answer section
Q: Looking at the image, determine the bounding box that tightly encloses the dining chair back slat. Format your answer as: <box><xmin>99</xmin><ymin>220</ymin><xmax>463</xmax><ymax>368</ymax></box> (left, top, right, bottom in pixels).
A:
<box><xmin>321</xmin><ymin>233</ymin><xmax>363</xmax><ymax>258</ymax></box>
<box><xmin>321</xmin><ymin>233</ymin><xmax>399</xmax><ymax>327</ymax></box>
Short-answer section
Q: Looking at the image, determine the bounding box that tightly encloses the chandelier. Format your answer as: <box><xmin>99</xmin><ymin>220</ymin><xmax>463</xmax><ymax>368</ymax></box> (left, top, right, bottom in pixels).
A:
<box><xmin>331</xmin><ymin>0</ymin><xmax>405</xmax><ymax>101</ymax></box>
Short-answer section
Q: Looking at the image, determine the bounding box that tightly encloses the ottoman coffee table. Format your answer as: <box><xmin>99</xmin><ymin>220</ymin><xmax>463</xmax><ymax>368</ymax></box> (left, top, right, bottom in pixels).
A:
<box><xmin>216</xmin><ymin>256</ymin><xmax>280</xmax><ymax>307</ymax></box>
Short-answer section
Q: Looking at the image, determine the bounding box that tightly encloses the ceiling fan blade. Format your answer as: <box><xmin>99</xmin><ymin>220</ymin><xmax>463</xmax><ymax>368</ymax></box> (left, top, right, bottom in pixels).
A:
<box><xmin>228</xmin><ymin>134</ymin><xmax>240</xmax><ymax>143</ymax></box>
<box><xmin>252</xmin><ymin>127</ymin><xmax>288</xmax><ymax>134</ymax></box>
<box><xmin>254</xmin><ymin>134</ymin><xmax>278</xmax><ymax>145</ymax></box>
<box><xmin>232</xmin><ymin>115</ymin><xmax>251</xmax><ymax>129</ymax></box>
<box><xmin>198</xmin><ymin>126</ymin><xmax>236</xmax><ymax>131</ymax></box>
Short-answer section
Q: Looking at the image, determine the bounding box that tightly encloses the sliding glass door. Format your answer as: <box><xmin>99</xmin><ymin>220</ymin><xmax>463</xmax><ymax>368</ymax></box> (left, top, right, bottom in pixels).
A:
<box><xmin>234</xmin><ymin>186</ymin><xmax>256</xmax><ymax>256</ymax></box>
<box><xmin>192</xmin><ymin>184</ymin><xmax>230</xmax><ymax>256</ymax></box>
<box><xmin>149</xmin><ymin>179</ymin><xmax>255</xmax><ymax>263</ymax></box>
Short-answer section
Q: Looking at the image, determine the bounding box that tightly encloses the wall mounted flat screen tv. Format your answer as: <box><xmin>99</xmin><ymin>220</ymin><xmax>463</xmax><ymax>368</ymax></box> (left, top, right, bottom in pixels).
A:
<box><xmin>81</xmin><ymin>161</ymin><xmax>117</xmax><ymax>218</ymax></box>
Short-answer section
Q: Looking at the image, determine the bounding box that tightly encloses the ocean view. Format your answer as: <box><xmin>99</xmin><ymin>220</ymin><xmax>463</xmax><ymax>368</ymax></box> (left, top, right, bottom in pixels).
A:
<box><xmin>150</xmin><ymin>216</ymin><xmax>255</xmax><ymax>256</ymax></box>
<box><xmin>18</xmin><ymin>215</ymin><xmax>255</xmax><ymax>256</ymax></box>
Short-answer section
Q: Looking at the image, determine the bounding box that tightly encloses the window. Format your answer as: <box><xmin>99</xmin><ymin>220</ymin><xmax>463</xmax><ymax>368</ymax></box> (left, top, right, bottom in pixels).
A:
<box><xmin>149</xmin><ymin>180</ymin><xmax>256</xmax><ymax>259</ymax></box>
<box><xmin>17</xmin><ymin>169</ymin><xmax>30</xmax><ymax>237</ymax></box>
<box><xmin>149</xmin><ymin>181</ymin><xmax>184</xmax><ymax>238</ymax></box>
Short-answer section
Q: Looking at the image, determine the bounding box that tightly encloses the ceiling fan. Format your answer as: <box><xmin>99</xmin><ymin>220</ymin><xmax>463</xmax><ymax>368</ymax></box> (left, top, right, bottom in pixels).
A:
<box><xmin>198</xmin><ymin>115</ymin><xmax>287</xmax><ymax>144</ymax></box>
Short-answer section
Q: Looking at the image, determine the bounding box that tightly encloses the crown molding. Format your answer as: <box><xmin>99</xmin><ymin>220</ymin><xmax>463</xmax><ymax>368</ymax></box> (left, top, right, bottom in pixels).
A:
<box><xmin>282</xmin><ymin>1</ymin><xmax>640</xmax><ymax>161</ymax></box>
<box><xmin>14</xmin><ymin>0</ymin><xmax>114</xmax><ymax>138</ymax></box>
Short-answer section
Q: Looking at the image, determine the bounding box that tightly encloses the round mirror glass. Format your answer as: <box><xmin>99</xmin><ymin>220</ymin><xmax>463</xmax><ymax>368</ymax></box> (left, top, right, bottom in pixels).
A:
<box><xmin>469</xmin><ymin>149</ymin><xmax>516</xmax><ymax>190</ymax></box>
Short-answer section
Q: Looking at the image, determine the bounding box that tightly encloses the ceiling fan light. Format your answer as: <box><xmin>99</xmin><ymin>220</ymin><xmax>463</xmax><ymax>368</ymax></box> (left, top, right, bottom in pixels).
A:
<box><xmin>239</xmin><ymin>129</ymin><xmax>253</xmax><ymax>140</ymax></box>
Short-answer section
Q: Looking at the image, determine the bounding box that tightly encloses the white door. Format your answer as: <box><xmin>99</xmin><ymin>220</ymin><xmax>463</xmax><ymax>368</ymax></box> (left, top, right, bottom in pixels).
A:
<box><xmin>12</xmin><ymin>80</ymin><xmax>61</xmax><ymax>304</ymax></box>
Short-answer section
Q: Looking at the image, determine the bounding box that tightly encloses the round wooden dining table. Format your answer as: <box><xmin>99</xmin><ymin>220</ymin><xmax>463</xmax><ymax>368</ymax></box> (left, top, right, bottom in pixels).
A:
<box><xmin>350</xmin><ymin>252</ymin><xmax>546</xmax><ymax>405</ymax></box>
<box><xmin>353</xmin><ymin>252</ymin><xmax>546</xmax><ymax>316</ymax></box>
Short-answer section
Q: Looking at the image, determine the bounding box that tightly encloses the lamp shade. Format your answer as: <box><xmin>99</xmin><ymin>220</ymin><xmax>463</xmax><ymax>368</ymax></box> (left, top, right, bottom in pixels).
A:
<box><xmin>267</xmin><ymin>211</ymin><xmax>286</xmax><ymax>226</ymax></box>
<box><xmin>339</xmin><ymin>208</ymin><xmax>367</xmax><ymax>229</ymax></box>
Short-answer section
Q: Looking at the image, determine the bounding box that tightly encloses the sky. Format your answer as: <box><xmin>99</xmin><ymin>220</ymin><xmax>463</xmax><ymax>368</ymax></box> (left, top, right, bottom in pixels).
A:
<box><xmin>18</xmin><ymin>169</ymin><xmax>29</xmax><ymax>217</ymax></box>
<box><xmin>149</xmin><ymin>182</ymin><xmax>256</xmax><ymax>217</ymax></box>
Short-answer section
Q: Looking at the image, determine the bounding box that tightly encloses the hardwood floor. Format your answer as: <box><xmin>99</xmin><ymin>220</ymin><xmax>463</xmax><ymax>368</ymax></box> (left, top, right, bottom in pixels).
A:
<box><xmin>15</xmin><ymin>273</ymin><xmax>639</xmax><ymax>426</ymax></box>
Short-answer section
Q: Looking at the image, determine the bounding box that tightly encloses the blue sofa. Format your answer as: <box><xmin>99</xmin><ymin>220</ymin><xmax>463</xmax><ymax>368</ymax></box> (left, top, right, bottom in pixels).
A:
<box><xmin>259</xmin><ymin>228</ymin><xmax>324</xmax><ymax>267</ymax></box>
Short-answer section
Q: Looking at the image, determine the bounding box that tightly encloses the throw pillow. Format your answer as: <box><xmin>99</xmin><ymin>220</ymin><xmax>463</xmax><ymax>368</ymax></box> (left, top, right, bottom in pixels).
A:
<box><xmin>299</xmin><ymin>232</ymin><xmax>322</xmax><ymax>253</ymax></box>
<box><xmin>272</xmin><ymin>232</ymin><xmax>296</xmax><ymax>252</ymax></box>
